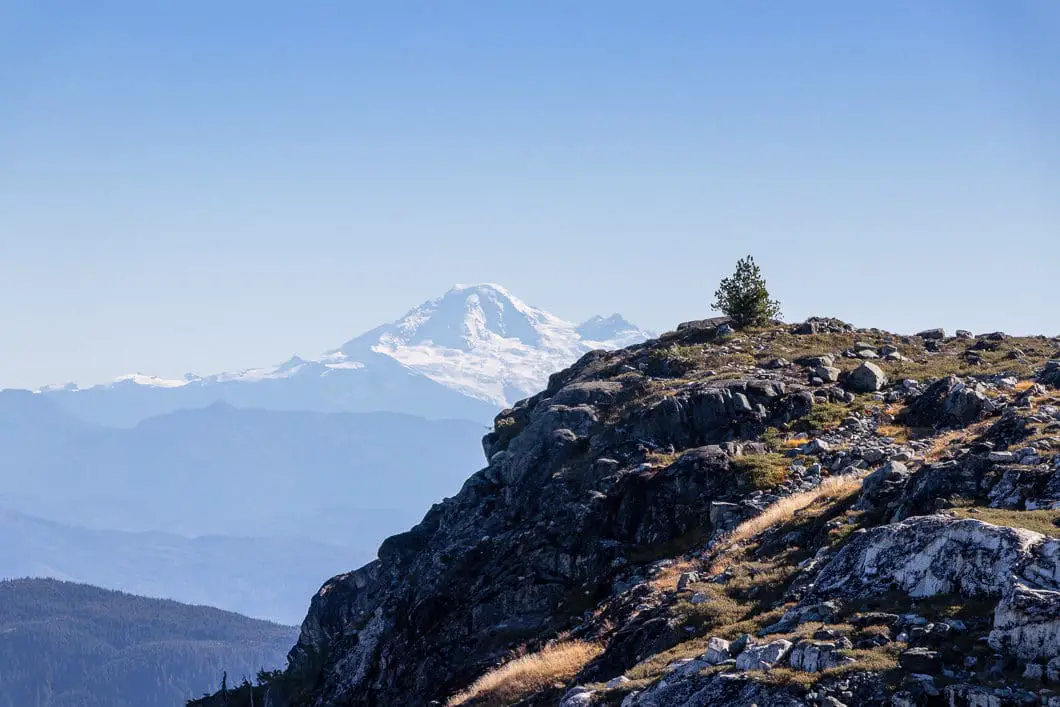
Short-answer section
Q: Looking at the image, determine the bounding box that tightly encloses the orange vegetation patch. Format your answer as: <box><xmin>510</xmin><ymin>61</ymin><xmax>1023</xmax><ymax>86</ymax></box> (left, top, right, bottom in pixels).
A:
<box><xmin>447</xmin><ymin>641</ymin><xmax>603</xmax><ymax>707</ymax></box>
<box><xmin>714</xmin><ymin>474</ymin><xmax>865</xmax><ymax>563</ymax></box>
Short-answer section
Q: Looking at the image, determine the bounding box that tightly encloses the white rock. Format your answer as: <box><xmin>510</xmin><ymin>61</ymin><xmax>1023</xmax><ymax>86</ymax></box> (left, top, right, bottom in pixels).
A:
<box><xmin>788</xmin><ymin>641</ymin><xmax>856</xmax><ymax>673</ymax></box>
<box><xmin>735</xmin><ymin>639</ymin><xmax>793</xmax><ymax>670</ymax></box>
<box><xmin>990</xmin><ymin>583</ymin><xmax>1060</xmax><ymax>661</ymax></box>
<box><xmin>1047</xmin><ymin>655</ymin><xmax>1060</xmax><ymax>682</ymax></box>
<box><xmin>560</xmin><ymin>687</ymin><xmax>596</xmax><ymax>706</ymax></box>
<box><xmin>700</xmin><ymin>636</ymin><xmax>731</xmax><ymax>665</ymax></box>
<box><xmin>812</xmin><ymin>515</ymin><xmax>1054</xmax><ymax>600</ymax></box>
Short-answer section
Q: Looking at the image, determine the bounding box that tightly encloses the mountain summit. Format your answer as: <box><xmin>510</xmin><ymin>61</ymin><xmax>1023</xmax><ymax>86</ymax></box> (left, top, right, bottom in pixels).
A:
<box><xmin>332</xmin><ymin>283</ymin><xmax>653</xmax><ymax>407</ymax></box>
<box><xmin>36</xmin><ymin>285</ymin><xmax>652</xmax><ymax>426</ymax></box>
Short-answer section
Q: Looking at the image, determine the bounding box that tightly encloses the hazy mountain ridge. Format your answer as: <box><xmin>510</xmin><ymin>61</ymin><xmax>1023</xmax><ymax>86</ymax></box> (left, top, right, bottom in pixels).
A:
<box><xmin>0</xmin><ymin>395</ymin><xmax>485</xmax><ymax>621</ymax></box>
<box><xmin>0</xmin><ymin>394</ymin><xmax>484</xmax><ymax>539</ymax></box>
<box><xmin>0</xmin><ymin>509</ymin><xmax>356</xmax><ymax>624</ymax></box>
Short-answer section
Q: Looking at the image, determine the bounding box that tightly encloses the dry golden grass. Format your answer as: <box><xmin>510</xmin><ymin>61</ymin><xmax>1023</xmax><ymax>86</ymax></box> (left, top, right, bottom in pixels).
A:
<box><xmin>1014</xmin><ymin>380</ymin><xmax>1036</xmax><ymax>392</ymax></box>
<box><xmin>921</xmin><ymin>420</ymin><xmax>992</xmax><ymax>462</ymax></box>
<box><xmin>875</xmin><ymin>424</ymin><xmax>910</xmax><ymax>443</ymax></box>
<box><xmin>650</xmin><ymin>557</ymin><xmax>698</xmax><ymax>592</ymax></box>
<box><xmin>883</xmin><ymin>402</ymin><xmax>906</xmax><ymax>417</ymax></box>
<box><xmin>952</xmin><ymin>507</ymin><xmax>1060</xmax><ymax>538</ymax></box>
<box><xmin>718</xmin><ymin>475</ymin><xmax>864</xmax><ymax>553</ymax></box>
<box><xmin>645</xmin><ymin>450</ymin><xmax>681</xmax><ymax>467</ymax></box>
<box><xmin>447</xmin><ymin>641</ymin><xmax>602</xmax><ymax>707</ymax></box>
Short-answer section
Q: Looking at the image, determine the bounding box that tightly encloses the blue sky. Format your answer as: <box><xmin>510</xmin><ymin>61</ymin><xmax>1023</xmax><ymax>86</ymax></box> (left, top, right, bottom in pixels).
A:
<box><xmin>1</xmin><ymin>1</ymin><xmax>1058</xmax><ymax>388</ymax></box>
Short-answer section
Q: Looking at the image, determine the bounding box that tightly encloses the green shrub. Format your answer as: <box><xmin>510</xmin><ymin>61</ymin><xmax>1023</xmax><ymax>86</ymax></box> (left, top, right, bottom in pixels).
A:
<box><xmin>798</xmin><ymin>403</ymin><xmax>849</xmax><ymax>431</ymax></box>
<box><xmin>733</xmin><ymin>453</ymin><xmax>788</xmax><ymax>489</ymax></box>
<box><xmin>712</xmin><ymin>255</ymin><xmax>782</xmax><ymax>328</ymax></box>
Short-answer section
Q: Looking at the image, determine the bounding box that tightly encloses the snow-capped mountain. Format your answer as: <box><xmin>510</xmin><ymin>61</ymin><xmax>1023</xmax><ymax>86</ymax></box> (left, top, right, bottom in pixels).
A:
<box><xmin>37</xmin><ymin>284</ymin><xmax>652</xmax><ymax>426</ymax></box>
<box><xmin>332</xmin><ymin>283</ymin><xmax>650</xmax><ymax>407</ymax></box>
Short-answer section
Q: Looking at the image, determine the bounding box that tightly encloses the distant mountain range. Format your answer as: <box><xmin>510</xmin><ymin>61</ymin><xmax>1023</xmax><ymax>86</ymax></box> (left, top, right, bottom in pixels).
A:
<box><xmin>0</xmin><ymin>509</ymin><xmax>355</xmax><ymax>625</ymax></box>
<box><xmin>0</xmin><ymin>285</ymin><xmax>650</xmax><ymax>624</ymax></box>
<box><xmin>36</xmin><ymin>284</ymin><xmax>651</xmax><ymax>426</ymax></box>
<box><xmin>0</xmin><ymin>390</ymin><xmax>485</xmax><ymax>541</ymax></box>
<box><xmin>0</xmin><ymin>391</ymin><xmax>486</xmax><ymax>621</ymax></box>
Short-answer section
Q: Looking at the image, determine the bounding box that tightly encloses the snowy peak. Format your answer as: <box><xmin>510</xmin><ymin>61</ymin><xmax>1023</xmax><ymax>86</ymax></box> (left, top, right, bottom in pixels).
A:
<box><xmin>577</xmin><ymin>314</ymin><xmax>653</xmax><ymax>348</ymax></box>
<box><xmin>37</xmin><ymin>284</ymin><xmax>651</xmax><ymax>420</ymax></box>
<box><xmin>339</xmin><ymin>283</ymin><xmax>565</xmax><ymax>355</ymax></box>
<box><xmin>329</xmin><ymin>283</ymin><xmax>651</xmax><ymax>407</ymax></box>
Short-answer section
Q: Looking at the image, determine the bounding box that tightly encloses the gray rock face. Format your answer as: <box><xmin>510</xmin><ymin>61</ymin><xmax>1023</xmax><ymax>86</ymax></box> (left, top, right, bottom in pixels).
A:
<box><xmin>854</xmin><ymin>461</ymin><xmax>911</xmax><ymax>511</ymax></box>
<box><xmin>622</xmin><ymin>671</ymin><xmax>807</xmax><ymax>706</ymax></box>
<box><xmin>734</xmin><ymin>639</ymin><xmax>793</xmax><ymax>670</ymax></box>
<box><xmin>709</xmin><ymin>501</ymin><xmax>744</xmax><ymax>533</ymax></box>
<box><xmin>559</xmin><ymin>687</ymin><xmax>596</xmax><ymax>706</ymax></box>
<box><xmin>901</xmin><ymin>376</ymin><xmax>997</xmax><ymax>428</ymax></box>
<box><xmin>943</xmin><ymin>382</ymin><xmax>993</xmax><ymax>425</ymax></box>
<box><xmin>701</xmin><ymin>636</ymin><xmax>732</xmax><ymax>665</ymax></box>
<box><xmin>810</xmin><ymin>515</ymin><xmax>1056</xmax><ymax>600</ymax></box>
<box><xmin>795</xmin><ymin>317</ymin><xmax>853</xmax><ymax>335</ymax></box>
<box><xmin>788</xmin><ymin>640</ymin><xmax>856</xmax><ymax>672</ymax></box>
<box><xmin>898</xmin><ymin>647</ymin><xmax>941</xmax><ymax>673</ymax></box>
<box><xmin>917</xmin><ymin>328</ymin><xmax>946</xmax><ymax>340</ymax></box>
<box><xmin>1040</xmin><ymin>361</ymin><xmax>1060</xmax><ymax>389</ymax></box>
<box><xmin>814</xmin><ymin>365</ymin><xmax>842</xmax><ymax>383</ymax></box>
<box><xmin>990</xmin><ymin>581</ymin><xmax>1060</xmax><ymax>660</ymax></box>
<box><xmin>806</xmin><ymin>515</ymin><xmax>1060</xmax><ymax>667</ymax></box>
<box><xmin>1048</xmin><ymin>656</ymin><xmax>1060</xmax><ymax>682</ymax></box>
<box><xmin>253</xmin><ymin>343</ymin><xmax>826</xmax><ymax>705</ymax></box>
<box><xmin>761</xmin><ymin>601</ymin><xmax>840</xmax><ymax>635</ymax></box>
<box><xmin>848</xmin><ymin>362</ymin><xmax>888</xmax><ymax>393</ymax></box>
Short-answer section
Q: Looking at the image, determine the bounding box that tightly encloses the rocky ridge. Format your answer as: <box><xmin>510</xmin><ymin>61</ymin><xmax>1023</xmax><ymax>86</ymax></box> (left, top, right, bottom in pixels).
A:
<box><xmin>192</xmin><ymin>319</ymin><xmax>1060</xmax><ymax>707</ymax></box>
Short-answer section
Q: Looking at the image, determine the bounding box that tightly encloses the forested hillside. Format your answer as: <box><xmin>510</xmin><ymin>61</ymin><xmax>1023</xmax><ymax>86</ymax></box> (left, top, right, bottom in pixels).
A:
<box><xmin>0</xmin><ymin>578</ymin><xmax>296</xmax><ymax>707</ymax></box>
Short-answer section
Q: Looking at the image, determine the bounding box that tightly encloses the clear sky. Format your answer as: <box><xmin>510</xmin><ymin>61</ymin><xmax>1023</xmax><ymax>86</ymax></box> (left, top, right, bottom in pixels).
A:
<box><xmin>1</xmin><ymin>1</ymin><xmax>1058</xmax><ymax>389</ymax></box>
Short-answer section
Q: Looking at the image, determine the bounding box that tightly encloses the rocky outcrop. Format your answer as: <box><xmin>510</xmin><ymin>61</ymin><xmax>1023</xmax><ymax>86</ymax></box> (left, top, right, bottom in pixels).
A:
<box><xmin>787</xmin><ymin>640</ymin><xmax>855</xmax><ymax>672</ymax></box>
<box><xmin>255</xmin><ymin>334</ymin><xmax>830</xmax><ymax>705</ymax></box>
<box><xmin>990</xmin><ymin>582</ymin><xmax>1060</xmax><ymax>661</ymax></box>
<box><xmin>808</xmin><ymin>515</ymin><xmax>1055</xmax><ymax>600</ymax></box>
<box><xmin>622</xmin><ymin>671</ymin><xmax>806</xmax><ymax>707</ymax></box>
<box><xmin>847</xmin><ymin>362</ymin><xmax>888</xmax><ymax>393</ymax></box>
<box><xmin>1040</xmin><ymin>361</ymin><xmax>1060</xmax><ymax>389</ymax></box>
<box><xmin>900</xmin><ymin>376</ymin><xmax>998</xmax><ymax>428</ymax></box>
<box><xmin>804</xmin><ymin>515</ymin><xmax>1060</xmax><ymax>665</ymax></box>
<box><xmin>193</xmin><ymin>321</ymin><xmax>1060</xmax><ymax>707</ymax></box>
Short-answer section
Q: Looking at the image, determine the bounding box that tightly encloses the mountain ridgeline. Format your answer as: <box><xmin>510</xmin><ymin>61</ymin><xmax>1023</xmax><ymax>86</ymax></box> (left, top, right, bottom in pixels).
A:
<box><xmin>38</xmin><ymin>284</ymin><xmax>651</xmax><ymax>426</ymax></box>
<box><xmin>0</xmin><ymin>509</ymin><xmax>358</xmax><ymax>626</ymax></box>
<box><xmin>0</xmin><ymin>284</ymin><xmax>650</xmax><ymax>627</ymax></box>
<box><xmin>0</xmin><ymin>395</ymin><xmax>486</xmax><ymax>622</ymax></box>
<box><xmin>0</xmin><ymin>578</ymin><xmax>296</xmax><ymax>707</ymax></box>
<box><xmin>194</xmin><ymin>317</ymin><xmax>1060</xmax><ymax>706</ymax></box>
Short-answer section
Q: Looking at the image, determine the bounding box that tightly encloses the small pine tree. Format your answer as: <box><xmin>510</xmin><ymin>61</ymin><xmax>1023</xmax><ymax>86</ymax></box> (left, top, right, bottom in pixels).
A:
<box><xmin>711</xmin><ymin>255</ymin><xmax>782</xmax><ymax>328</ymax></box>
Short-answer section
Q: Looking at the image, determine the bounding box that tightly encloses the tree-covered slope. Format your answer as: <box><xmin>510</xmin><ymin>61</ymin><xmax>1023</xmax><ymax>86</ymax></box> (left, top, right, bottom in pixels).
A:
<box><xmin>0</xmin><ymin>578</ymin><xmax>297</xmax><ymax>707</ymax></box>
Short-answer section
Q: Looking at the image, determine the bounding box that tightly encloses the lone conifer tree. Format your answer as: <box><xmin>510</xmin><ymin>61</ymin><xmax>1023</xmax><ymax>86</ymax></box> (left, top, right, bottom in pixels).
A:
<box><xmin>712</xmin><ymin>255</ymin><xmax>781</xmax><ymax>327</ymax></box>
